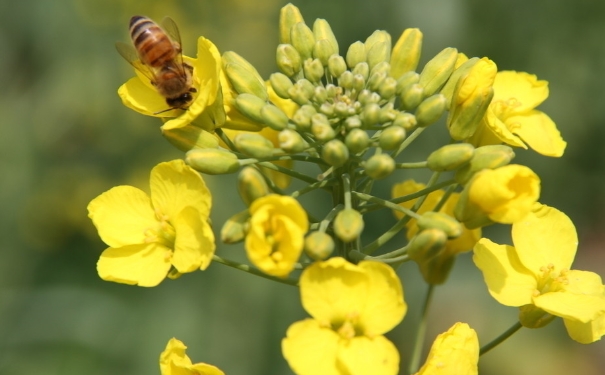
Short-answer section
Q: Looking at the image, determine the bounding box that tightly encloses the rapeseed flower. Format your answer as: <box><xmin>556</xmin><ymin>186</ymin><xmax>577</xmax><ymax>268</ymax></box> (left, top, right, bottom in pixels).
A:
<box><xmin>160</xmin><ymin>338</ymin><xmax>224</xmax><ymax>375</ymax></box>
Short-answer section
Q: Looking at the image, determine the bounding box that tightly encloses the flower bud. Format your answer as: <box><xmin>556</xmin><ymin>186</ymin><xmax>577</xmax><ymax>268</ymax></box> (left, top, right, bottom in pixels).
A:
<box><xmin>367</xmin><ymin>71</ymin><xmax>387</xmax><ymax>92</ymax></box>
<box><xmin>390</xmin><ymin>28</ymin><xmax>423</xmax><ymax>78</ymax></box>
<box><xmin>417</xmin><ymin>252</ymin><xmax>457</xmax><ymax>285</ymax></box>
<box><xmin>313</xmin><ymin>18</ymin><xmax>339</xmax><ymax>55</ymax></box>
<box><xmin>519</xmin><ymin>305</ymin><xmax>554</xmax><ymax>329</ymax></box>
<box><xmin>440</xmin><ymin>57</ymin><xmax>480</xmax><ymax>106</ymax></box>
<box><xmin>447</xmin><ymin>58</ymin><xmax>497</xmax><ymax>141</ymax></box>
<box><xmin>276</xmin><ymin>44</ymin><xmax>302</xmax><ymax>77</ymax></box>
<box><xmin>311</xmin><ymin>114</ymin><xmax>335</xmax><ymax>141</ymax></box>
<box><xmin>328</xmin><ymin>54</ymin><xmax>347</xmax><ymax>78</ymax></box>
<box><xmin>234</xmin><ymin>133</ymin><xmax>275</xmax><ymax>158</ymax></box>
<box><xmin>304</xmin><ymin>58</ymin><xmax>325</xmax><ymax>83</ymax></box>
<box><xmin>418</xmin><ymin>47</ymin><xmax>458</xmax><ymax>96</ymax></box>
<box><xmin>224</xmin><ymin>60</ymin><xmax>268</xmax><ymax>101</ymax></box>
<box><xmin>338</xmin><ymin>70</ymin><xmax>354</xmax><ymax>90</ymax></box>
<box><xmin>427</xmin><ymin>143</ymin><xmax>475</xmax><ymax>171</ymax></box>
<box><xmin>454</xmin><ymin>145</ymin><xmax>515</xmax><ymax>184</ymax></box>
<box><xmin>288</xmin><ymin>79</ymin><xmax>314</xmax><ymax>106</ymax></box>
<box><xmin>162</xmin><ymin>125</ymin><xmax>219</xmax><ymax>152</ymax></box>
<box><xmin>238</xmin><ymin>167</ymin><xmax>271</xmax><ymax>206</ymax></box>
<box><xmin>408</xmin><ymin>228</ymin><xmax>447</xmax><ymax>262</ymax></box>
<box><xmin>292</xmin><ymin>104</ymin><xmax>316</xmax><ymax>130</ymax></box>
<box><xmin>318</xmin><ymin>102</ymin><xmax>334</xmax><ymax>117</ymax></box>
<box><xmin>392</xmin><ymin>112</ymin><xmax>417</xmax><ymax>130</ymax></box>
<box><xmin>364</xmin><ymin>153</ymin><xmax>395</xmax><ymax>179</ymax></box>
<box><xmin>279</xmin><ymin>129</ymin><xmax>308</xmax><ymax>153</ymax></box>
<box><xmin>322</xmin><ymin>139</ymin><xmax>349</xmax><ymax>167</ymax></box>
<box><xmin>186</xmin><ymin>148</ymin><xmax>240</xmax><ymax>174</ymax></box>
<box><xmin>379</xmin><ymin>103</ymin><xmax>397</xmax><ymax>123</ymax></box>
<box><xmin>415</xmin><ymin>94</ymin><xmax>447</xmax><ymax>127</ymax></box>
<box><xmin>290</xmin><ymin>22</ymin><xmax>315</xmax><ymax>61</ymax></box>
<box><xmin>279</xmin><ymin>4</ymin><xmax>305</xmax><ymax>44</ymax></box>
<box><xmin>364</xmin><ymin>31</ymin><xmax>391</xmax><ymax>69</ymax></box>
<box><xmin>345</xmin><ymin>128</ymin><xmax>370</xmax><ymax>153</ymax></box>
<box><xmin>378</xmin><ymin>77</ymin><xmax>397</xmax><ymax>99</ymax></box>
<box><xmin>400</xmin><ymin>83</ymin><xmax>424</xmax><ymax>111</ymax></box>
<box><xmin>334</xmin><ymin>208</ymin><xmax>364</xmax><ymax>242</ymax></box>
<box><xmin>346</xmin><ymin>41</ymin><xmax>367</xmax><ymax>69</ymax></box>
<box><xmin>261</xmin><ymin>104</ymin><xmax>289</xmax><ymax>131</ymax></box>
<box><xmin>396</xmin><ymin>71</ymin><xmax>420</xmax><ymax>94</ymax></box>
<box><xmin>344</xmin><ymin>115</ymin><xmax>362</xmax><ymax>130</ymax></box>
<box><xmin>269</xmin><ymin>72</ymin><xmax>293</xmax><ymax>99</ymax></box>
<box><xmin>352</xmin><ymin>74</ymin><xmax>365</xmax><ymax>92</ymax></box>
<box><xmin>304</xmin><ymin>231</ymin><xmax>335</xmax><ymax>260</ymax></box>
<box><xmin>312</xmin><ymin>39</ymin><xmax>335</xmax><ymax>67</ymax></box>
<box><xmin>453</xmin><ymin>185</ymin><xmax>493</xmax><ymax>230</ymax></box>
<box><xmin>362</xmin><ymin>103</ymin><xmax>381</xmax><ymax>126</ymax></box>
<box><xmin>221</xmin><ymin>210</ymin><xmax>250</xmax><ymax>244</ymax></box>
<box><xmin>379</xmin><ymin>125</ymin><xmax>406</xmax><ymax>150</ymax></box>
<box><xmin>334</xmin><ymin>101</ymin><xmax>349</xmax><ymax>117</ymax></box>
<box><xmin>352</xmin><ymin>62</ymin><xmax>370</xmax><ymax>81</ymax></box>
<box><xmin>235</xmin><ymin>93</ymin><xmax>267</xmax><ymax>123</ymax></box>
<box><xmin>417</xmin><ymin>212</ymin><xmax>462</xmax><ymax>239</ymax></box>
<box><xmin>313</xmin><ymin>86</ymin><xmax>328</xmax><ymax>103</ymax></box>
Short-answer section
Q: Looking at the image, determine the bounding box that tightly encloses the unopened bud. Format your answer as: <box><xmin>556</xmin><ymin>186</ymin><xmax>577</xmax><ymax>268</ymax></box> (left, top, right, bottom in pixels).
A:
<box><xmin>365</xmin><ymin>153</ymin><xmax>395</xmax><ymax>179</ymax></box>
<box><xmin>288</xmin><ymin>79</ymin><xmax>314</xmax><ymax>106</ymax></box>
<box><xmin>519</xmin><ymin>305</ymin><xmax>554</xmax><ymax>329</ymax></box>
<box><xmin>352</xmin><ymin>74</ymin><xmax>365</xmax><ymax>92</ymax></box>
<box><xmin>279</xmin><ymin>4</ymin><xmax>305</xmax><ymax>44</ymax></box>
<box><xmin>352</xmin><ymin>62</ymin><xmax>370</xmax><ymax>81</ymax></box>
<box><xmin>417</xmin><ymin>253</ymin><xmax>456</xmax><ymax>285</ymax></box>
<box><xmin>261</xmin><ymin>104</ymin><xmax>289</xmax><ymax>131</ymax></box>
<box><xmin>378</xmin><ymin>77</ymin><xmax>397</xmax><ymax>99</ymax></box>
<box><xmin>427</xmin><ymin>143</ymin><xmax>475</xmax><ymax>171</ymax></box>
<box><xmin>292</xmin><ymin>104</ymin><xmax>316</xmax><ymax>130</ymax></box>
<box><xmin>415</xmin><ymin>94</ymin><xmax>447</xmax><ymax>127</ymax></box>
<box><xmin>344</xmin><ymin>115</ymin><xmax>362</xmax><ymax>130</ymax></box>
<box><xmin>318</xmin><ymin>102</ymin><xmax>334</xmax><ymax>117</ymax></box>
<box><xmin>235</xmin><ymin>93</ymin><xmax>267</xmax><ymax>123</ymax></box>
<box><xmin>408</xmin><ymin>228</ymin><xmax>447</xmax><ymax>262</ymax></box>
<box><xmin>221</xmin><ymin>210</ymin><xmax>250</xmax><ymax>244</ymax></box>
<box><xmin>312</xmin><ymin>39</ymin><xmax>334</xmax><ymax>66</ymax></box>
<box><xmin>304</xmin><ymin>231</ymin><xmax>335</xmax><ymax>260</ymax></box>
<box><xmin>334</xmin><ymin>208</ymin><xmax>364</xmax><ymax>242</ymax></box>
<box><xmin>390</xmin><ymin>28</ymin><xmax>423</xmax><ymax>78</ymax></box>
<box><xmin>417</xmin><ymin>212</ymin><xmax>462</xmax><ymax>239</ymax></box>
<box><xmin>328</xmin><ymin>54</ymin><xmax>347</xmax><ymax>78</ymax></box>
<box><xmin>440</xmin><ymin>57</ymin><xmax>480</xmax><ymax>106</ymax></box>
<box><xmin>290</xmin><ymin>22</ymin><xmax>315</xmax><ymax>61</ymax></box>
<box><xmin>364</xmin><ymin>30</ymin><xmax>391</xmax><ymax>56</ymax></box>
<box><xmin>346</xmin><ymin>41</ymin><xmax>367</xmax><ymax>69</ymax></box>
<box><xmin>313</xmin><ymin>19</ymin><xmax>339</xmax><ymax>56</ymax></box>
<box><xmin>269</xmin><ymin>73</ymin><xmax>293</xmax><ymax>99</ymax></box>
<box><xmin>366</xmin><ymin>41</ymin><xmax>390</xmax><ymax>72</ymax></box>
<box><xmin>370</xmin><ymin>61</ymin><xmax>391</xmax><ymax>76</ymax></box>
<box><xmin>234</xmin><ymin>133</ymin><xmax>275</xmax><ymax>158</ymax></box>
<box><xmin>367</xmin><ymin>71</ymin><xmax>387</xmax><ymax>92</ymax></box>
<box><xmin>238</xmin><ymin>167</ymin><xmax>270</xmax><ymax>206</ymax></box>
<box><xmin>345</xmin><ymin>128</ymin><xmax>370</xmax><ymax>153</ymax></box>
<box><xmin>454</xmin><ymin>145</ymin><xmax>515</xmax><ymax>184</ymax></box>
<box><xmin>186</xmin><ymin>148</ymin><xmax>240</xmax><ymax>174</ymax></box>
<box><xmin>338</xmin><ymin>70</ymin><xmax>354</xmax><ymax>90</ymax></box>
<box><xmin>400</xmin><ymin>83</ymin><xmax>424</xmax><ymax>111</ymax></box>
<box><xmin>396</xmin><ymin>71</ymin><xmax>420</xmax><ymax>94</ymax></box>
<box><xmin>362</xmin><ymin>103</ymin><xmax>381</xmax><ymax>126</ymax></box>
<box><xmin>311</xmin><ymin>114</ymin><xmax>335</xmax><ymax>141</ymax></box>
<box><xmin>379</xmin><ymin>126</ymin><xmax>406</xmax><ymax>150</ymax></box>
<box><xmin>279</xmin><ymin>129</ymin><xmax>308</xmax><ymax>153</ymax></box>
<box><xmin>418</xmin><ymin>47</ymin><xmax>458</xmax><ymax>96</ymax></box>
<box><xmin>162</xmin><ymin>125</ymin><xmax>219</xmax><ymax>152</ymax></box>
<box><xmin>276</xmin><ymin>44</ymin><xmax>302</xmax><ymax>77</ymax></box>
<box><xmin>322</xmin><ymin>139</ymin><xmax>349</xmax><ymax>167</ymax></box>
<box><xmin>313</xmin><ymin>86</ymin><xmax>328</xmax><ymax>103</ymax></box>
<box><xmin>392</xmin><ymin>112</ymin><xmax>417</xmax><ymax>131</ymax></box>
<box><xmin>224</xmin><ymin>62</ymin><xmax>268</xmax><ymax>101</ymax></box>
<box><xmin>304</xmin><ymin>58</ymin><xmax>325</xmax><ymax>83</ymax></box>
<box><xmin>453</xmin><ymin>184</ymin><xmax>493</xmax><ymax>229</ymax></box>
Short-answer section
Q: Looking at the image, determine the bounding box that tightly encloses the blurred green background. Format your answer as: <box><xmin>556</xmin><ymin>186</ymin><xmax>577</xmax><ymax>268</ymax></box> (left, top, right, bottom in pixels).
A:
<box><xmin>1</xmin><ymin>0</ymin><xmax>605</xmax><ymax>374</ymax></box>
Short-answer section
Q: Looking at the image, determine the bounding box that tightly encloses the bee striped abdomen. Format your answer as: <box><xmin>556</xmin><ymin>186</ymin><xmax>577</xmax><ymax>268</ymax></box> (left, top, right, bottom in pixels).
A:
<box><xmin>129</xmin><ymin>16</ymin><xmax>177</xmax><ymax>68</ymax></box>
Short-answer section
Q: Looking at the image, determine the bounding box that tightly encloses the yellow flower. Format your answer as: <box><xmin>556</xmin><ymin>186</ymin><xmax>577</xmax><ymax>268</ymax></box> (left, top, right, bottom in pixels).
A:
<box><xmin>160</xmin><ymin>338</ymin><xmax>225</xmax><ymax>375</ymax></box>
<box><xmin>87</xmin><ymin>160</ymin><xmax>215</xmax><ymax>287</ymax></box>
<box><xmin>463</xmin><ymin>164</ymin><xmax>540</xmax><ymax>225</ymax></box>
<box><xmin>413</xmin><ymin>322</ymin><xmax>479</xmax><ymax>375</ymax></box>
<box><xmin>282</xmin><ymin>258</ymin><xmax>407</xmax><ymax>375</ymax></box>
<box><xmin>245</xmin><ymin>195</ymin><xmax>308</xmax><ymax>277</ymax></box>
<box><xmin>470</xmin><ymin>71</ymin><xmax>567</xmax><ymax>157</ymax></box>
<box><xmin>118</xmin><ymin>37</ymin><xmax>222</xmax><ymax>131</ymax></box>
<box><xmin>473</xmin><ymin>204</ymin><xmax>605</xmax><ymax>343</ymax></box>
<box><xmin>392</xmin><ymin>180</ymin><xmax>481</xmax><ymax>284</ymax></box>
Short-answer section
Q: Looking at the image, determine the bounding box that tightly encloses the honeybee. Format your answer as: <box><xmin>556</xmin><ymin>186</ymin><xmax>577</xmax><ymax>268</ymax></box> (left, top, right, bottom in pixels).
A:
<box><xmin>116</xmin><ymin>16</ymin><xmax>196</xmax><ymax>113</ymax></box>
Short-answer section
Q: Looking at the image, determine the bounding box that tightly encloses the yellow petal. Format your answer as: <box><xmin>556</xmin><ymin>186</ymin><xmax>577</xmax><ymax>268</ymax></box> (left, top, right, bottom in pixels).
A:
<box><xmin>512</xmin><ymin>205</ymin><xmax>577</xmax><ymax>272</ymax></box>
<box><xmin>563</xmin><ymin>312</ymin><xmax>605</xmax><ymax>344</ymax></box>
<box><xmin>188</xmin><ymin>363</ymin><xmax>225</xmax><ymax>375</ymax></box>
<box><xmin>493</xmin><ymin>71</ymin><xmax>549</xmax><ymax>112</ymax></box>
<box><xmin>534</xmin><ymin>292</ymin><xmax>605</xmax><ymax>323</ymax></box>
<box><xmin>150</xmin><ymin>160</ymin><xmax>212</xmax><ymax>220</ymax></box>
<box><xmin>160</xmin><ymin>338</ymin><xmax>194</xmax><ymax>374</ymax></box>
<box><xmin>173</xmin><ymin>206</ymin><xmax>216</xmax><ymax>272</ymax></box>
<box><xmin>87</xmin><ymin>186</ymin><xmax>157</xmax><ymax>248</ymax></box>
<box><xmin>118</xmin><ymin>76</ymin><xmax>174</xmax><ymax>117</ymax></box>
<box><xmin>249</xmin><ymin>195</ymin><xmax>308</xmax><ymax>231</ymax></box>
<box><xmin>282</xmin><ymin>319</ymin><xmax>341</xmax><ymax>375</ymax></box>
<box><xmin>414</xmin><ymin>322</ymin><xmax>479</xmax><ymax>375</ymax></box>
<box><xmin>97</xmin><ymin>243</ymin><xmax>171</xmax><ymax>287</ymax></box>
<box><xmin>300</xmin><ymin>257</ymin><xmax>367</xmax><ymax>323</ymax></box>
<box><xmin>473</xmin><ymin>239</ymin><xmax>535</xmax><ymax>306</ymax></box>
<box><xmin>507</xmin><ymin>110</ymin><xmax>566</xmax><ymax>157</ymax></box>
<box><xmin>483</xmin><ymin>105</ymin><xmax>526</xmax><ymax>148</ymax></box>
<box><xmin>338</xmin><ymin>336</ymin><xmax>399</xmax><ymax>375</ymax></box>
<box><xmin>357</xmin><ymin>261</ymin><xmax>407</xmax><ymax>335</ymax></box>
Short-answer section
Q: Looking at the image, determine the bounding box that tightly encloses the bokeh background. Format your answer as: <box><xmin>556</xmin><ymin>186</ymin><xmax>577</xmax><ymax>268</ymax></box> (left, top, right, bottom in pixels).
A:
<box><xmin>1</xmin><ymin>0</ymin><xmax>605</xmax><ymax>374</ymax></box>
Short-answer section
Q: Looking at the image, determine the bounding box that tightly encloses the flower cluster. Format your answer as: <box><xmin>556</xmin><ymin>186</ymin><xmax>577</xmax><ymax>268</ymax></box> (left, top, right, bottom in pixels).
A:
<box><xmin>87</xmin><ymin>3</ymin><xmax>603</xmax><ymax>375</ymax></box>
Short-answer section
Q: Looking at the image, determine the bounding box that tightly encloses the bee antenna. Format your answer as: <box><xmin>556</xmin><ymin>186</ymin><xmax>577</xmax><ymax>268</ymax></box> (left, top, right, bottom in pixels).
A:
<box><xmin>153</xmin><ymin>107</ymin><xmax>177</xmax><ymax>115</ymax></box>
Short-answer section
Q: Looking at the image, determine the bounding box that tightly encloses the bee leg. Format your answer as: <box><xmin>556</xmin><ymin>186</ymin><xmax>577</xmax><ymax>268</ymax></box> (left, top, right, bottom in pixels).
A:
<box><xmin>190</xmin><ymin>87</ymin><xmax>197</xmax><ymax>93</ymax></box>
<box><xmin>183</xmin><ymin>63</ymin><xmax>194</xmax><ymax>74</ymax></box>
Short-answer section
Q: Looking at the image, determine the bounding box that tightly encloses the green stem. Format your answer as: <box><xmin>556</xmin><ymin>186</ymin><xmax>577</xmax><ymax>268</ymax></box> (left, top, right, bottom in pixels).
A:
<box><xmin>318</xmin><ymin>204</ymin><xmax>344</xmax><ymax>232</ymax></box>
<box><xmin>395</xmin><ymin>161</ymin><xmax>428</xmax><ymax>169</ymax></box>
<box><xmin>253</xmin><ymin>161</ymin><xmax>318</xmax><ymax>184</ymax></box>
<box><xmin>393</xmin><ymin>126</ymin><xmax>425</xmax><ymax>158</ymax></box>
<box><xmin>215</xmin><ymin>128</ymin><xmax>236</xmax><ymax>150</ymax></box>
<box><xmin>212</xmin><ymin>255</ymin><xmax>299</xmax><ymax>287</ymax></box>
<box><xmin>408</xmin><ymin>284</ymin><xmax>435</xmax><ymax>375</ymax></box>
<box><xmin>362</xmin><ymin>215</ymin><xmax>411</xmax><ymax>255</ymax></box>
<box><xmin>342</xmin><ymin>174</ymin><xmax>352</xmax><ymax>210</ymax></box>
<box><xmin>479</xmin><ymin>321</ymin><xmax>523</xmax><ymax>356</ymax></box>
<box><xmin>353</xmin><ymin>191</ymin><xmax>422</xmax><ymax>219</ymax></box>
<box><xmin>361</xmin><ymin>179</ymin><xmax>455</xmax><ymax>214</ymax></box>
<box><xmin>290</xmin><ymin>178</ymin><xmax>335</xmax><ymax>198</ymax></box>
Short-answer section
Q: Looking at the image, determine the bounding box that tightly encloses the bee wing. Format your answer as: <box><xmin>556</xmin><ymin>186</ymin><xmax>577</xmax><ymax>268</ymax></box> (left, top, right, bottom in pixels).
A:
<box><xmin>115</xmin><ymin>41</ymin><xmax>157</xmax><ymax>83</ymax></box>
<box><xmin>160</xmin><ymin>17</ymin><xmax>189</xmax><ymax>75</ymax></box>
